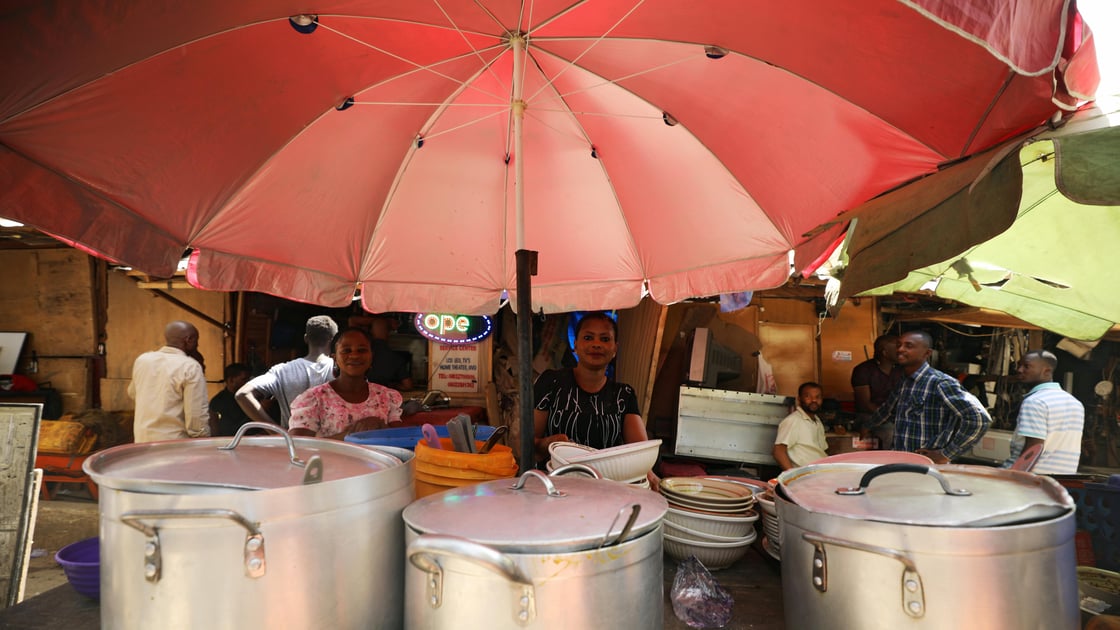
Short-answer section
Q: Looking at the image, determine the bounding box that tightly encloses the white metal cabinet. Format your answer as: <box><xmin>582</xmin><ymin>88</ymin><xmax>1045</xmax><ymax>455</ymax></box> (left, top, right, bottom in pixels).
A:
<box><xmin>675</xmin><ymin>386</ymin><xmax>790</xmax><ymax>465</ymax></box>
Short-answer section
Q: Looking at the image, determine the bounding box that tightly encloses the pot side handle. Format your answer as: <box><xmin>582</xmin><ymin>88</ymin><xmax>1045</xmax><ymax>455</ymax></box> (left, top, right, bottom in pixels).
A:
<box><xmin>120</xmin><ymin>508</ymin><xmax>265</xmax><ymax>584</ymax></box>
<box><xmin>408</xmin><ymin>534</ymin><xmax>536</xmax><ymax>625</ymax></box>
<box><xmin>801</xmin><ymin>531</ymin><xmax>925</xmax><ymax>619</ymax></box>
<box><xmin>835</xmin><ymin>463</ymin><xmax>971</xmax><ymax>496</ymax></box>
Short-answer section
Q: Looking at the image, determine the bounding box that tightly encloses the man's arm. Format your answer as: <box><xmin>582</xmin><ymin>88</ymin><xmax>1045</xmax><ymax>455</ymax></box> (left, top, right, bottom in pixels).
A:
<box><xmin>208</xmin><ymin>394</ymin><xmax>221</xmax><ymax>436</ymax></box>
<box><xmin>236</xmin><ymin>373</ymin><xmax>280</xmax><ymax>424</ymax></box>
<box><xmin>183</xmin><ymin>364</ymin><xmax>211</xmax><ymax>438</ymax></box>
<box><xmin>1010</xmin><ymin>436</ymin><xmax>1045</xmax><ymax>470</ymax></box>
<box><xmin>853</xmin><ymin>385</ymin><xmax>876</xmax><ymax>413</ymax></box>
<box><xmin>865</xmin><ymin>386</ymin><xmax>899</xmax><ymax>431</ymax></box>
<box><xmin>934</xmin><ymin>383</ymin><xmax>991</xmax><ymax>460</ymax></box>
<box><xmin>772</xmin><ymin>443</ymin><xmax>795</xmax><ymax>471</ymax></box>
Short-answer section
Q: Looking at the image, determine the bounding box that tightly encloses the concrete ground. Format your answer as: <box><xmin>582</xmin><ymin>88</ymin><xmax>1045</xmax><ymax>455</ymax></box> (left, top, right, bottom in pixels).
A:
<box><xmin>20</xmin><ymin>486</ymin><xmax>99</xmax><ymax>602</ymax></box>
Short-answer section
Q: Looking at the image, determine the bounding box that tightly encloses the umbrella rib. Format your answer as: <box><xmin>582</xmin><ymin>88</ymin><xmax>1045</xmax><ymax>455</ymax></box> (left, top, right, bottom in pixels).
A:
<box><xmin>957</xmin><ymin>70</ymin><xmax>1015</xmax><ymax>159</ymax></box>
<box><xmin>315</xmin><ymin>20</ymin><xmax>509</xmax><ymax>102</ymax></box>
<box><xmin>524</xmin><ymin>0</ymin><xmax>647</xmax><ymax>104</ymax></box>
<box><xmin>422</xmin><ymin>107</ymin><xmax>511</xmax><ymax>142</ymax></box>
<box><xmin>432</xmin><ymin>0</ymin><xmax>514</xmax><ymax>96</ymax></box>
<box><xmin>531</xmin><ymin>53</ymin><xmax>696</xmax><ymax>111</ymax></box>
<box><xmin>530</xmin><ymin>37</ymin><xmax>946</xmax><ymax>159</ymax></box>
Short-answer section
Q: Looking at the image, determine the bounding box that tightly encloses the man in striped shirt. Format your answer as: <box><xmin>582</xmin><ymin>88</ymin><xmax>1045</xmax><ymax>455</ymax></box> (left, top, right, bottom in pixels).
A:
<box><xmin>869</xmin><ymin>330</ymin><xmax>990</xmax><ymax>463</ymax></box>
<box><xmin>1004</xmin><ymin>350</ymin><xmax>1084</xmax><ymax>474</ymax></box>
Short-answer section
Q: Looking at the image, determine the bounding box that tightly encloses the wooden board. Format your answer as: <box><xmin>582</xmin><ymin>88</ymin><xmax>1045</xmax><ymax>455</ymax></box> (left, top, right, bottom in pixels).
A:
<box><xmin>817</xmin><ymin>298</ymin><xmax>878</xmax><ymax>401</ymax></box>
<box><xmin>105</xmin><ymin>270</ymin><xmax>227</xmax><ymax>383</ymax></box>
<box><xmin>758</xmin><ymin>322</ymin><xmax>817</xmax><ymax>397</ymax></box>
<box><xmin>0</xmin><ymin>403</ymin><xmax>42</xmax><ymax>608</ymax></box>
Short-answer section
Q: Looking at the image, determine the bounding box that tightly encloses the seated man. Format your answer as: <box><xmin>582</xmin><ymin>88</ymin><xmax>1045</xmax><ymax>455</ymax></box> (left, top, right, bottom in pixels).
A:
<box><xmin>772</xmin><ymin>382</ymin><xmax>828</xmax><ymax>470</ymax></box>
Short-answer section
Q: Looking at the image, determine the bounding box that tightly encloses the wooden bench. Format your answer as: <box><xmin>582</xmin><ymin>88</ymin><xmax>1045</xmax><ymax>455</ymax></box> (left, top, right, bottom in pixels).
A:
<box><xmin>35</xmin><ymin>453</ymin><xmax>98</xmax><ymax>500</ymax></box>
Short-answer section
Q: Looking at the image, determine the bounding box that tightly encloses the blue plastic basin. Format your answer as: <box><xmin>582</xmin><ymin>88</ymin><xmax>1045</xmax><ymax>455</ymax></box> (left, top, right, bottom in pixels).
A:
<box><xmin>345</xmin><ymin>424</ymin><xmax>496</xmax><ymax>450</ymax></box>
<box><xmin>55</xmin><ymin>536</ymin><xmax>99</xmax><ymax>599</ymax></box>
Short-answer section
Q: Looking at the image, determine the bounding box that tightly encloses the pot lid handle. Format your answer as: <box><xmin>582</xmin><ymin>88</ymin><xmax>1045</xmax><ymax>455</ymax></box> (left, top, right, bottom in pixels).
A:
<box><xmin>835</xmin><ymin>463</ymin><xmax>971</xmax><ymax>497</ymax></box>
<box><xmin>218</xmin><ymin>421</ymin><xmax>309</xmax><ymax>468</ymax></box>
<box><xmin>511</xmin><ymin>469</ymin><xmax>565</xmax><ymax>497</ymax></box>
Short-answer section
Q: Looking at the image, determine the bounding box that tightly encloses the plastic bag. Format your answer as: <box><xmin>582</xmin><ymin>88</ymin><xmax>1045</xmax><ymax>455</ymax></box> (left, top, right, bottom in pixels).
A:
<box><xmin>670</xmin><ymin>556</ymin><xmax>734</xmax><ymax>628</ymax></box>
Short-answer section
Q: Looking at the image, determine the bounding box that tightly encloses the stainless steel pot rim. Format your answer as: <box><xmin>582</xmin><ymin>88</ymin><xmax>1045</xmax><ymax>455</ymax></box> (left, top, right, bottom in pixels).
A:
<box><xmin>84</xmin><ymin>434</ymin><xmax>402</xmax><ymax>492</ymax></box>
<box><xmin>777</xmin><ymin>462</ymin><xmax>1074</xmax><ymax>527</ymax></box>
<box><xmin>403</xmin><ymin>471</ymin><xmax>668</xmax><ymax>553</ymax></box>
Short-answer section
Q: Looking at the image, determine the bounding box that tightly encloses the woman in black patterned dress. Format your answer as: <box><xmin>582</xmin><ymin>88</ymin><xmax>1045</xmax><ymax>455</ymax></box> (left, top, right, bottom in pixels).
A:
<box><xmin>533</xmin><ymin>312</ymin><xmax>654</xmax><ymax>469</ymax></box>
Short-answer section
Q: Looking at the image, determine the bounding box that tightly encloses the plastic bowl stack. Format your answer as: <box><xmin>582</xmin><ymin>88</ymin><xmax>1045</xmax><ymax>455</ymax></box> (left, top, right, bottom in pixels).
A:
<box><xmin>547</xmin><ymin>440</ymin><xmax>661</xmax><ymax>488</ymax></box>
<box><xmin>659</xmin><ymin>477</ymin><xmax>759</xmax><ymax>570</ymax></box>
<box><xmin>55</xmin><ymin>536</ymin><xmax>100</xmax><ymax>599</ymax></box>
<box><xmin>756</xmin><ymin>488</ymin><xmax>781</xmax><ymax>561</ymax></box>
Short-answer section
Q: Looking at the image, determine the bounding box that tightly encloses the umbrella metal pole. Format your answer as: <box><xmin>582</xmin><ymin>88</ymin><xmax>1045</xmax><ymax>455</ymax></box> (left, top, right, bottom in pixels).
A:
<box><xmin>516</xmin><ymin>249</ymin><xmax>537</xmax><ymax>473</ymax></box>
<box><xmin>511</xmin><ymin>35</ymin><xmax>537</xmax><ymax>473</ymax></box>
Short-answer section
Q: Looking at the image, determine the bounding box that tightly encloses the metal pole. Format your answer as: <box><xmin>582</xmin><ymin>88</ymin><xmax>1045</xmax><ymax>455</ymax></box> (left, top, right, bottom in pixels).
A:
<box><xmin>512</xmin><ymin>33</ymin><xmax>537</xmax><ymax>466</ymax></box>
<box><xmin>516</xmin><ymin>249</ymin><xmax>537</xmax><ymax>473</ymax></box>
<box><xmin>510</xmin><ymin>34</ymin><xmax>537</xmax><ymax>473</ymax></box>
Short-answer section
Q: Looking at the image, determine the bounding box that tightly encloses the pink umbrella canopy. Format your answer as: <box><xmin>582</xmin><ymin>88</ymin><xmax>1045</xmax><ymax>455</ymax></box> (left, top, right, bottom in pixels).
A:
<box><xmin>0</xmin><ymin>0</ymin><xmax>1099</xmax><ymax>315</ymax></box>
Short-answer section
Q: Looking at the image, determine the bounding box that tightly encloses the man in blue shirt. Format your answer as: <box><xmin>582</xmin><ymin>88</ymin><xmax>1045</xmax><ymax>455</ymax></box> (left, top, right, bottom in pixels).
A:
<box><xmin>869</xmin><ymin>330</ymin><xmax>990</xmax><ymax>463</ymax></box>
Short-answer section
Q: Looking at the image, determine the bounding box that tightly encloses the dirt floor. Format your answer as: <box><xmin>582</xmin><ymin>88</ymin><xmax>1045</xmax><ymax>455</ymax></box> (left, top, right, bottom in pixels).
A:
<box><xmin>20</xmin><ymin>485</ymin><xmax>99</xmax><ymax>602</ymax></box>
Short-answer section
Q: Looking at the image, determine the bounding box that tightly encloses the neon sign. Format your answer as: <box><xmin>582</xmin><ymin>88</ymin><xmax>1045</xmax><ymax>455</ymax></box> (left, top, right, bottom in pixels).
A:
<box><xmin>414</xmin><ymin>313</ymin><xmax>494</xmax><ymax>344</ymax></box>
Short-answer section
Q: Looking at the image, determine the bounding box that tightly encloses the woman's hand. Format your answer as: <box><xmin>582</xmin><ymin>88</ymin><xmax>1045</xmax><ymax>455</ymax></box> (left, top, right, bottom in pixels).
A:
<box><xmin>534</xmin><ymin>433</ymin><xmax>570</xmax><ymax>462</ymax></box>
<box><xmin>350</xmin><ymin>416</ymin><xmax>387</xmax><ymax>434</ymax></box>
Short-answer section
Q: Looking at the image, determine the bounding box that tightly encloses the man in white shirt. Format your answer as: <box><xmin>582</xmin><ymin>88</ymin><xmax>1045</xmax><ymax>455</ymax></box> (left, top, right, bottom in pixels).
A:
<box><xmin>772</xmin><ymin>382</ymin><xmax>828</xmax><ymax>470</ymax></box>
<box><xmin>1005</xmin><ymin>350</ymin><xmax>1084</xmax><ymax>474</ymax></box>
<box><xmin>129</xmin><ymin>321</ymin><xmax>211</xmax><ymax>442</ymax></box>
<box><xmin>236</xmin><ymin>315</ymin><xmax>338</xmax><ymax>429</ymax></box>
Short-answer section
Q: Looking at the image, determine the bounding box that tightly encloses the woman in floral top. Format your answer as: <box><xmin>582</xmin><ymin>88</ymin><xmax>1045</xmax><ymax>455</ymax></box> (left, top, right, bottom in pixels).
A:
<box><xmin>289</xmin><ymin>327</ymin><xmax>403</xmax><ymax>439</ymax></box>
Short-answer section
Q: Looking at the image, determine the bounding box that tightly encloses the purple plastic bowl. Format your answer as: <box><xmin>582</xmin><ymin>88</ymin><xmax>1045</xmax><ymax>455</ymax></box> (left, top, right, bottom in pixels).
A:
<box><xmin>54</xmin><ymin>536</ymin><xmax>100</xmax><ymax>599</ymax></box>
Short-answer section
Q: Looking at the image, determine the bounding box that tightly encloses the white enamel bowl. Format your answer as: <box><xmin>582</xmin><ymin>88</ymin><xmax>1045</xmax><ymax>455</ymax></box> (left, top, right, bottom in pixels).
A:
<box><xmin>663</xmin><ymin>506</ymin><xmax>758</xmax><ymax>539</ymax></box>
<box><xmin>555</xmin><ymin>439</ymin><xmax>662</xmax><ymax>482</ymax></box>
<box><xmin>663</xmin><ymin>519</ymin><xmax>755</xmax><ymax>544</ymax></box>
<box><xmin>663</xmin><ymin>531</ymin><xmax>756</xmax><ymax>570</ymax></box>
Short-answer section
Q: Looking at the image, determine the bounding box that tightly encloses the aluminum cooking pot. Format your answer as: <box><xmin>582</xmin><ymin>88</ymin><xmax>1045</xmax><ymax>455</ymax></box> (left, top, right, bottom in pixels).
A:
<box><xmin>84</xmin><ymin>423</ymin><xmax>414</xmax><ymax>630</ymax></box>
<box><xmin>777</xmin><ymin>462</ymin><xmax>1078</xmax><ymax>630</ymax></box>
<box><xmin>402</xmin><ymin>470</ymin><xmax>667</xmax><ymax>628</ymax></box>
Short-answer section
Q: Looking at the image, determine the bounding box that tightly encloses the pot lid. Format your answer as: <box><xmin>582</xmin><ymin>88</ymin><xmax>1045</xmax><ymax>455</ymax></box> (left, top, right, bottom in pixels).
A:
<box><xmin>777</xmin><ymin>462</ymin><xmax>1074</xmax><ymax>527</ymax></box>
<box><xmin>85</xmin><ymin>430</ymin><xmax>400</xmax><ymax>493</ymax></box>
<box><xmin>403</xmin><ymin>470</ymin><xmax>668</xmax><ymax>553</ymax></box>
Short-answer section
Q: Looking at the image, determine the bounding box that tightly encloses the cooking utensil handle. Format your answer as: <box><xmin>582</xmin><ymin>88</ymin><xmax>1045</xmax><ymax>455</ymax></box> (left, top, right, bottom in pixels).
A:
<box><xmin>120</xmin><ymin>508</ymin><xmax>266</xmax><ymax>583</ymax></box>
<box><xmin>835</xmin><ymin>463</ymin><xmax>971</xmax><ymax>496</ymax></box>
<box><xmin>218</xmin><ymin>421</ymin><xmax>309</xmax><ymax>468</ymax></box>
<box><xmin>478</xmin><ymin>425</ymin><xmax>508</xmax><ymax>454</ymax></box>
<box><xmin>548</xmin><ymin>463</ymin><xmax>602</xmax><ymax>479</ymax></box>
<box><xmin>801</xmin><ymin>531</ymin><xmax>925</xmax><ymax>618</ymax></box>
<box><xmin>597</xmin><ymin>503</ymin><xmax>641</xmax><ymax>549</ymax></box>
<box><xmin>511</xmin><ymin>469</ymin><xmax>565</xmax><ymax>497</ymax></box>
<box><xmin>408</xmin><ymin>534</ymin><xmax>536</xmax><ymax>624</ymax></box>
<box><xmin>421</xmin><ymin>423</ymin><xmax>442</xmax><ymax>449</ymax></box>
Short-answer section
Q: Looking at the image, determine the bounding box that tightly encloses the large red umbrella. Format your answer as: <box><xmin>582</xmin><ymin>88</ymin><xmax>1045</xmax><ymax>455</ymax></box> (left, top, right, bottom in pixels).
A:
<box><xmin>0</xmin><ymin>0</ymin><xmax>1097</xmax><ymax>315</ymax></box>
<box><xmin>0</xmin><ymin>0</ymin><xmax>1098</xmax><ymax>466</ymax></box>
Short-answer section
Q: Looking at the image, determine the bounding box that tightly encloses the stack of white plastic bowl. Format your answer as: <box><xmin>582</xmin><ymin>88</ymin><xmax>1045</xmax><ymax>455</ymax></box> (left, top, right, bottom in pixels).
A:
<box><xmin>755</xmin><ymin>487</ymin><xmax>781</xmax><ymax>560</ymax></box>
<box><xmin>658</xmin><ymin>477</ymin><xmax>759</xmax><ymax>570</ymax></box>
<box><xmin>547</xmin><ymin>440</ymin><xmax>661</xmax><ymax>488</ymax></box>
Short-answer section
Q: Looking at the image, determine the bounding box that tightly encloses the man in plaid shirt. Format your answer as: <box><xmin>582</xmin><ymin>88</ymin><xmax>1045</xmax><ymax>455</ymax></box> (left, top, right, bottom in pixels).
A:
<box><xmin>868</xmin><ymin>330</ymin><xmax>990</xmax><ymax>463</ymax></box>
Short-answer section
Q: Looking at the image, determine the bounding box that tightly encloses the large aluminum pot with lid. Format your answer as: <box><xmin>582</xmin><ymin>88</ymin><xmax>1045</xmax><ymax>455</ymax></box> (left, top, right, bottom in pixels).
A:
<box><xmin>776</xmin><ymin>462</ymin><xmax>1079</xmax><ymax>630</ymax></box>
<box><xmin>84</xmin><ymin>422</ymin><xmax>414</xmax><ymax>630</ymax></box>
<box><xmin>403</xmin><ymin>469</ymin><xmax>667</xmax><ymax>628</ymax></box>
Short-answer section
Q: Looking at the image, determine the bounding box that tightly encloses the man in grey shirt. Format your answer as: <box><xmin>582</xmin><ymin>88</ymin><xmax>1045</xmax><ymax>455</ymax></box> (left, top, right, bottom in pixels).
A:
<box><xmin>236</xmin><ymin>315</ymin><xmax>338</xmax><ymax>429</ymax></box>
